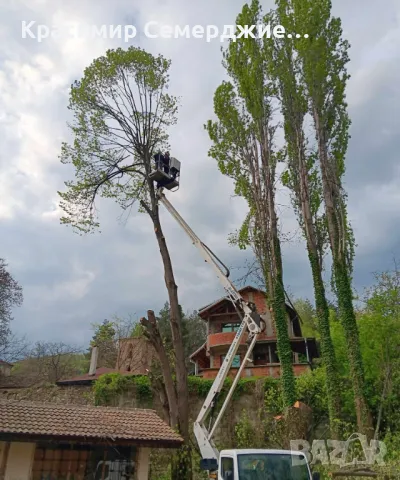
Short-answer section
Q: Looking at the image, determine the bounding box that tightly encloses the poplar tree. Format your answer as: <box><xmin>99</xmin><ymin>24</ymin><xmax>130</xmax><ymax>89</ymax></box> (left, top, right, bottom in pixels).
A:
<box><xmin>206</xmin><ymin>0</ymin><xmax>297</xmax><ymax>406</ymax></box>
<box><xmin>287</xmin><ymin>0</ymin><xmax>373</xmax><ymax>434</ymax></box>
<box><xmin>265</xmin><ymin>2</ymin><xmax>342</xmax><ymax>436</ymax></box>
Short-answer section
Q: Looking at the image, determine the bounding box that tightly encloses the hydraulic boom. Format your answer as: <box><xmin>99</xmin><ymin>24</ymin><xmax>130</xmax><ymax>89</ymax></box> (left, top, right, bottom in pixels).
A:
<box><xmin>157</xmin><ymin>189</ymin><xmax>265</xmax><ymax>470</ymax></box>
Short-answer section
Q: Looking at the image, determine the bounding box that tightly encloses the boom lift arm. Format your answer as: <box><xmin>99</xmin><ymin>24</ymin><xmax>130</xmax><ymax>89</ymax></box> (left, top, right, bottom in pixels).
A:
<box><xmin>157</xmin><ymin>189</ymin><xmax>265</xmax><ymax>468</ymax></box>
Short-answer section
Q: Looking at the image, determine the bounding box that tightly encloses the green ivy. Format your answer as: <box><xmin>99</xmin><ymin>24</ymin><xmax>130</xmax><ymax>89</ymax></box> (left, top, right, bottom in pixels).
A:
<box><xmin>187</xmin><ymin>375</ymin><xmax>277</xmax><ymax>399</ymax></box>
<box><xmin>93</xmin><ymin>373</ymin><xmax>151</xmax><ymax>405</ymax></box>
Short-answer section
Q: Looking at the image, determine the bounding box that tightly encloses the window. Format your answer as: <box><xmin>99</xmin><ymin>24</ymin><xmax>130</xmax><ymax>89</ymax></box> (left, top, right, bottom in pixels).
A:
<box><xmin>222</xmin><ymin>323</ymin><xmax>240</xmax><ymax>332</ymax></box>
<box><xmin>270</xmin><ymin>344</ymin><xmax>280</xmax><ymax>363</ymax></box>
<box><xmin>221</xmin><ymin>456</ymin><xmax>234</xmax><ymax>479</ymax></box>
<box><xmin>254</xmin><ymin>353</ymin><xmax>267</xmax><ymax>366</ymax></box>
<box><xmin>237</xmin><ymin>453</ymin><xmax>310</xmax><ymax>480</ymax></box>
<box><xmin>222</xmin><ymin>355</ymin><xmax>240</xmax><ymax>368</ymax></box>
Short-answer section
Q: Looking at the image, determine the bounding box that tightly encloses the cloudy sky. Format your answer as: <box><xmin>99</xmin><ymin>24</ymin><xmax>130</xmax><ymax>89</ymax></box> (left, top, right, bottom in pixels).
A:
<box><xmin>0</xmin><ymin>0</ymin><xmax>398</xmax><ymax>348</ymax></box>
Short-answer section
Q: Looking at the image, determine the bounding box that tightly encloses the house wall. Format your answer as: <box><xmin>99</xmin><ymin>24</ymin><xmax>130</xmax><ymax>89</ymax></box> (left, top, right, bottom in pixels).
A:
<box><xmin>203</xmin><ymin>290</ymin><xmax>302</xmax><ymax>376</ymax></box>
<box><xmin>2</xmin><ymin>441</ymin><xmax>36</xmax><ymax>480</ymax></box>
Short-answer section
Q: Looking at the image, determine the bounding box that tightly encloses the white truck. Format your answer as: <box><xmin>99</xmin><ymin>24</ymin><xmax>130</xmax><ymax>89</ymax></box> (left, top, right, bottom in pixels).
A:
<box><xmin>154</xmin><ymin>160</ymin><xmax>319</xmax><ymax>480</ymax></box>
<box><xmin>214</xmin><ymin>449</ymin><xmax>317</xmax><ymax>480</ymax></box>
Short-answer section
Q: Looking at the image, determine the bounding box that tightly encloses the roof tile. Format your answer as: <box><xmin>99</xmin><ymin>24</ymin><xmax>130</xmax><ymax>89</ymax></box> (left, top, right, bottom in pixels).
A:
<box><xmin>0</xmin><ymin>399</ymin><xmax>182</xmax><ymax>446</ymax></box>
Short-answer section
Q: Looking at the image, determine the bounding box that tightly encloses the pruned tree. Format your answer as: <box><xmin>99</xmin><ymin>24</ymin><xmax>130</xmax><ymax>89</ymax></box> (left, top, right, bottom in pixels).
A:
<box><xmin>0</xmin><ymin>258</ymin><xmax>23</xmax><ymax>347</ymax></box>
<box><xmin>58</xmin><ymin>47</ymin><xmax>191</xmax><ymax>477</ymax></box>
<box><xmin>205</xmin><ymin>1</ymin><xmax>297</xmax><ymax>406</ymax></box>
<box><xmin>265</xmin><ymin>0</ymin><xmax>342</xmax><ymax>436</ymax></box>
<box><xmin>288</xmin><ymin>0</ymin><xmax>372</xmax><ymax>435</ymax></box>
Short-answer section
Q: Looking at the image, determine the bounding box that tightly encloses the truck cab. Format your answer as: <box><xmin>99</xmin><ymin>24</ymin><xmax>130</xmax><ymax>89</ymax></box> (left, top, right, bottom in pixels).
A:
<box><xmin>216</xmin><ymin>449</ymin><xmax>319</xmax><ymax>480</ymax></box>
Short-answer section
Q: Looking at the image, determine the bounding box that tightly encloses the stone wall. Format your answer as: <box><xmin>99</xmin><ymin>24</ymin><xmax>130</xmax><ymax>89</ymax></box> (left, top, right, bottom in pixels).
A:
<box><xmin>0</xmin><ymin>384</ymin><xmax>92</xmax><ymax>405</ymax></box>
<box><xmin>0</xmin><ymin>379</ymin><xmax>266</xmax><ymax>448</ymax></box>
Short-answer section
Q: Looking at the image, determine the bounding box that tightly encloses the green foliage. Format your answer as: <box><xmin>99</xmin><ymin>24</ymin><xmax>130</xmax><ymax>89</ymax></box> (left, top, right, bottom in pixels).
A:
<box><xmin>93</xmin><ymin>373</ymin><xmax>151</xmax><ymax>405</ymax></box>
<box><xmin>157</xmin><ymin>302</ymin><xmax>206</xmax><ymax>373</ymax></box>
<box><xmin>359</xmin><ymin>268</ymin><xmax>400</xmax><ymax>385</ymax></box>
<box><xmin>187</xmin><ymin>376</ymin><xmax>279</xmax><ymax>401</ymax></box>
<box><xmin>131</xmin><ymin>323</ymin><xmax>145</xmax><ymax>338</ymax></box>
<box><xmin>264</xmin><ymin>377</ymin><xmax>284</xmax><ymax>415</ymax></box>
<box><xmin>90</xmin><ymin>320</ymin><xmax>115</xmax><ymax>346</ymax></box>
<box><xmin>89</xmin><ymin>320</ymin><xmax>118</xmax><ymax>369</ymax></box>
<box><xmin>296</xmin><ymin>367</ymin><xmax>328</xmax><ymax>424</ymax></box>
<box><xmin>58</xmin><ymin>46</ymin><xmax>178</xmax><ymax>233</ymax></box>
<box><xmin>293</xmin><ymin>299</ymin><xmax>319</xmax><ymax>338</ymax></box>
<box><xmin>206</xmin><ymin>0</ymin><xmax>297</xmax><ymax>407</ymax></box>
<box><xmin>270</xmin><ymin>0</ymin><xmax>344</xmax><ymax>435</ymax></box>
<box><xmin>0</xmin><ymin>258</ymin><xmax>23</xmax><ymax>347</ymax></box>
<box><xmin>235</xmin><ymin>410</ymin><xmax>255</xmax><ymax>448</ymax></box>
<box><xmin>187</xmin><ymin>376</ymin><xmax>214</xmax><ymax>397</ymax></box>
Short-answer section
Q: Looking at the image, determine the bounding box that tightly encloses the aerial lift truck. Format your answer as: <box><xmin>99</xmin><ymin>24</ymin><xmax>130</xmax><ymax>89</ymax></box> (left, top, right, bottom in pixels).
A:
<box><xmin>149</xmin><ymin>156</ymin><xmax>319</xmax><ymax>480</ymax></box>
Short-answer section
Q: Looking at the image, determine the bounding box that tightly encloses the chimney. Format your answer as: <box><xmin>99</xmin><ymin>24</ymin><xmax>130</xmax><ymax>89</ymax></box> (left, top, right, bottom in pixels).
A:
<box><xmin>88</xmin><ymin>346</ymin><xmax>98</xmax><ymax>375</ymax></box>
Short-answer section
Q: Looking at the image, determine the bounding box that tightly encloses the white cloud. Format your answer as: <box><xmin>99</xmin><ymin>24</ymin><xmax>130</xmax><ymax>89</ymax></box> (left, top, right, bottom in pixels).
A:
<box><xmin>0</xmin><ymin>0</ymin><xmax>398</xmax><ymax>345</ymax></box>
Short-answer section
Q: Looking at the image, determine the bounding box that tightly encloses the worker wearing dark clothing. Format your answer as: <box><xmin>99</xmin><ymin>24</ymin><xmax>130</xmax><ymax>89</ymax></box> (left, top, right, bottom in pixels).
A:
<box><xmin>163</xmin><ymin>151</ymin><xmax>170</xmax><ymax>174</ymax></box>
<box><xmin>154</xmin><ymin>151</ymin><xmax>174</xmax><ymax>189</ymax></box>
<box><xmin>154</xmin><ymin>152</ymin><xmax>164</xmax><ymax>171</ymax></box>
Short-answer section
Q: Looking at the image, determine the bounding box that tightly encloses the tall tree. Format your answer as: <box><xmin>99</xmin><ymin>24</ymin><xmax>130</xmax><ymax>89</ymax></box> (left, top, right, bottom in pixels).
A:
<box><xmin>157</xmin><ymin>302</ymin><xmax>206</xmax><ymax>373</ymax></box>
<box><xmin>58</xmin><ymin>47</ymin><xmax>191</xmax><ymax>477</ymax></box>
<box><xmin>266</xmin><ymin>0</ymin><xmax>342</xmax><ymax>436</ymax></box>
<box><xmin>90</xmin><ymin>320</ymin><xmax>117</xmax><ymax>368</ymax></box>
<box><xmin>0</xmin><ymin>258</ymin><xmax>23</xmax><ymax>347</ymax></box>
<box><xmin>359</xmin><ymin>264</ymin><xmax>400</xmax><ymax>438</ymax></box>
<box><xmin>205</xmin><ymin>0</ymin><xmax>296</xmax><ymax>406</ymax></box>
<box><xmin>290</xmin><ymin>0</ymin><xmax>372</xmax><ymax>434</ymax></box>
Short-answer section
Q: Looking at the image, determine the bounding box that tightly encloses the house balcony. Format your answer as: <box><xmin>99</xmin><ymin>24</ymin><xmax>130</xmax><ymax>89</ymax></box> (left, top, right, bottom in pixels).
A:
<box><xmin>208</xmin><ymin>331</ymin><xmax>275</xmax><ymax>348</ymax></box>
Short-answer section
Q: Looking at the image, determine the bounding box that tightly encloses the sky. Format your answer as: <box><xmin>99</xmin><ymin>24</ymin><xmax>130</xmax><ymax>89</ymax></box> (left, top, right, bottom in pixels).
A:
<box><xmin>0</xmin><ymin>0</ymin><xmax>399</xmax><ymax>348</ymax></box>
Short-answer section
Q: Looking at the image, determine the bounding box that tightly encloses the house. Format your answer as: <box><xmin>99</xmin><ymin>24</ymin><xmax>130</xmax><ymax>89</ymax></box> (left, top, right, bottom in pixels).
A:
<box><xmin>56</xmin><ymin>338</ymin><xmax>156</xmax><ymax>387</ymax></box>
<box><xmin>0</xmin><ymin>399</ymin><xmax>182</xmax><ymax>480</ymax></box>
<box><xmin>189</xmin><ymin>286</ymin><xmax>318</xmax><ymax>379</ymax></box>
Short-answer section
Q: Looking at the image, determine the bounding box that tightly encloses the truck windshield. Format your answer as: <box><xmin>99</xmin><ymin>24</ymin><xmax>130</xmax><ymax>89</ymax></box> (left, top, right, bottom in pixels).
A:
<box><xmin>237</xmin><ymin>453</ymin><xmax>310</xmax><ymax>480</ymax></box>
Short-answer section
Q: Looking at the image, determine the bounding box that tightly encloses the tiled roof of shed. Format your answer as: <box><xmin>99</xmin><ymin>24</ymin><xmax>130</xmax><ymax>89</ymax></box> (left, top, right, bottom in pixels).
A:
<box><xmin>0</xmin><ymin>399</ymin><xmax>182</xmax><ymax>446</ymax></box>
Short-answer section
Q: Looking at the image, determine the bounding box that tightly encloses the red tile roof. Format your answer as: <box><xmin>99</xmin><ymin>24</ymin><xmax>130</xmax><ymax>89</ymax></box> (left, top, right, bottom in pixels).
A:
<box><xmin>0</xmin><ymin>399</ymin><xmax>183</xmax><ymax>447</ymax></box>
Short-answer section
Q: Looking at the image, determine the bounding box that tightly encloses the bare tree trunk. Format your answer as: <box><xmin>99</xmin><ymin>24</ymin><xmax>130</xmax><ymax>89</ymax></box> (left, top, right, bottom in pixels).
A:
<box><xmin>140</xmin><ymin>310</ymin><xmax>179</xmax><ymax>430</ymax></box>
<box><xmin>152</xmin><ymin>216</ymin><xmax>189</xmax><ymax>438</ymax></box>
<box><xmin>149</xmin><ymin>207</ymin><xmax>192</xmax><ymax>479</ymax></box>
<box><xmin>137</xmin><ymin>169</ymin><xmax>192</xmax><ymax>478</ymax></box>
